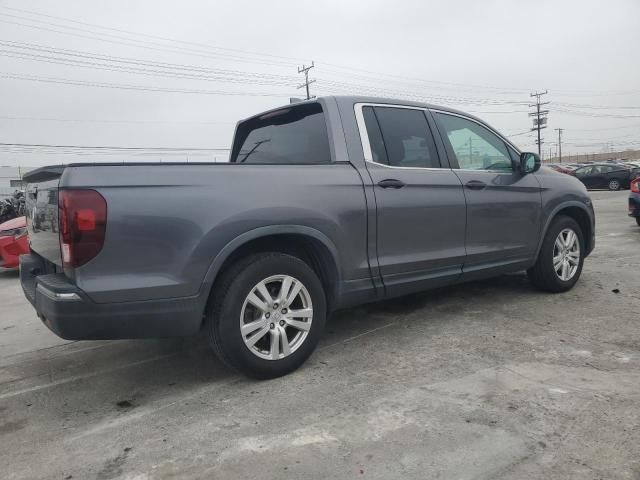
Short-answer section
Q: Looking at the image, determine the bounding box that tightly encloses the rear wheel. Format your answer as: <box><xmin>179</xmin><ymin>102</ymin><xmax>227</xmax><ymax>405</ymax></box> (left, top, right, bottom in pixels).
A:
<box><xmin>205</xmin><ymin>252</ymin><xmax>326</xmax><ymax>379</ymax></box>
<box><xmin>608</xmin><ymin>179</ymin><xmax>621</xmax><ymax>191</ymax></box>
<box><xmin>528</xmin><ymin>215</ymin><xmax>585</xmax><ymax>293</ymax></box>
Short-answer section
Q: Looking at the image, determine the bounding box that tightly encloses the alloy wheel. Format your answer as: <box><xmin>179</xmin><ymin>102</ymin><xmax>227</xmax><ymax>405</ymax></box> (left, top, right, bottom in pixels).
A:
<box><xmin>240</xmin><ymin>275</ymin><xmax>313</xmax><ymax>360</ymax></box>
<box><xmin>553</xmin><ymin>228</ymin><xmax>580</xmax><ymax>281</ymax></box>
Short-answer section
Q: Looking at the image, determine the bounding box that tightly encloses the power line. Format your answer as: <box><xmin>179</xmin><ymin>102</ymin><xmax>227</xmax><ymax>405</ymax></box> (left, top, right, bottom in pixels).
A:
<box><xmin>0</xmin><ymin>12</ymin><xmax>528</xmax><ymax>99</ymax></box>
<box><xmin>552</xmin><ymin>106</ymin><xmax>640</xmax><ymax>119</ymax></box>
<box><xmin>0</xmin><ymin>8</ymin><xmax>529</xmax><ymax>95</ymax></box>
<box><xmin>0</xmin><ymin>148</ymin><xmax>222</xmax><ymax>157</ymax></box>
<box><xmin>0</xmin><ymin>14</ymin><xmax>299</xmax><ymax>68</ymax></box>
<box><xmin>0</xmin><ymin>142</ymin><xmax>229</xmax><ymax>151</ymax></box>
<box><xmin>0</xmin><ymin>44</ymin><xmax>299</xmax><ymax>87</ymax></box>
<box><xmin>0</xmin><ymin>6</ymin><xmax>614</xmax><ymax>100</ymax></box>
<box><xmin>506</xmin><ymin>130</ymin><xmax>533</xmax><ymax>137</ymax></box>
<box><xmin>0</xmin><ymin>4</ymin><xmax>307</xmax><ymax>64</ymax></box>
<box><xmin>0</xmin><ymin>50</ymin><xmax>297</xmax><ymax>87</ymax></box>
<box><xmin>2</xmin><ymin>4</ymin><xmax>640</xmax><ymax>151</ymax></box>
<box><xmin>0</xmin><ymin>40</ymin><xmax>298</xmax><ymax>82</ymax></box>
<box><xmin>0</xmin><ymin>38</ymin><xmax>529</xmax><ymax>108</ymax></box>
<box><xmin>567</xmin><ymin>123</ymin><xmax>640</xmax><ymax>132</ymax></box>
<box><xmin>3</xmin><ymin>4</ymin><xmax>640</xmax><ymax>102</ymax></box>
<box><xmin>0</xmin><ymin>18</ymin><xmax>297</xmax><ymax>69</ymax></box>
<box><xmin>0</xmin><ymin>115</ymin><xmax>234</xmax><ymax>125</ymax></box>
<box><xmin>555</xmin><ymin>101</ymin><xmax>640</xmax><ymax>110</ymax></box>
<box><xmin>0</xmin><ymin>40</ymin><xmax>531</xmax><ymax>108</ymax></box>
<box><xmin>0</xmin><ymin>71</ymin><xmax>295</xmax><ymax>97</ymax></box>
<box><xmin>314</xmin><ymin>80</ymin><xmax>528</xmax><ymax>106</ymax></box>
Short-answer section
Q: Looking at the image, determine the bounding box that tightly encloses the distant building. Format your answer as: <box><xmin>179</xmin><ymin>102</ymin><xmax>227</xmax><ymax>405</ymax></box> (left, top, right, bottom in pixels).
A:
<box><xmin>0</xmin><ymin>166</ymin><xmax>28</xmax><ymax>199</ymax></box>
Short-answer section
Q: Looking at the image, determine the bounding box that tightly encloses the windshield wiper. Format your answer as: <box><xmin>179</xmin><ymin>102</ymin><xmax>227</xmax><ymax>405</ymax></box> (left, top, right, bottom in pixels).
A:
<box><xmin>239</xmin><ymin>139</ymin><xmax>270</xmax><ymax>163</ymax></box>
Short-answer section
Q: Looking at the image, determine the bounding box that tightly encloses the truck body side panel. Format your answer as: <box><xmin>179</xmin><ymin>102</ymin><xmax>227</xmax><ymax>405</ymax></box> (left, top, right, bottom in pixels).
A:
<box><xmin>58</xmin><ymin>163</ymin><xmax>369</xmax><ymax>304</ymax></box>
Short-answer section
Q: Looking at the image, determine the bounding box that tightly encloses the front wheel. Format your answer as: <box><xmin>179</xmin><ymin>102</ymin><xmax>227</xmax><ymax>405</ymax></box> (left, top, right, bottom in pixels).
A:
<box><xmin>528</xmin><ymin>216</ymin><xmax>585</xmax><ymax>293</ymax></box>
<box><xmin>205</xmin><ymin>253</ymin><xmax>326</xmax><ymax>379</ymax></box>
<box><xmin>608</xmin><ymin>179</ymin><xmax>621</xmax><ymax>191</ymax></box>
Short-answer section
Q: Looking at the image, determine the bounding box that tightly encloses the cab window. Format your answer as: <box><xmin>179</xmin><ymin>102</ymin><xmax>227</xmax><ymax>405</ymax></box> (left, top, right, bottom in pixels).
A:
<box><xmin>362</xmin><ymin>106</ymin><xmax>441</xmax><ymax>168</ymax></box>
<box><xmin>434</xmin><ymin>112</ymin><xmax>513</xmax><ymax>171</ymax></box>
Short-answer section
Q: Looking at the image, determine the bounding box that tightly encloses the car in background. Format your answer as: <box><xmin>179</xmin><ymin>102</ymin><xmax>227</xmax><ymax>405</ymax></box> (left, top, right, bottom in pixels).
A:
<box><xmin>572</xmin><ymin>163</ymin><xmax>632</xmax><ymax>190</ymax></box>
<box><xmin>546</xmin><ymin>163</ymin><xmax>574</xmax><ymax>174</ymax></box>
<box><xmin>630</xmin><ymin>178</ymin><xmax>640</xmax><ymax>226</ymax></box>
<box><xmin>626</xmin><ymin>161</ymin><xmax>640</xmax><ymax>169</ymax></box>
<box><xmin>0</xmin><ymin>216</ymin><xmax>29</xmax><ymax>269</ymax></box>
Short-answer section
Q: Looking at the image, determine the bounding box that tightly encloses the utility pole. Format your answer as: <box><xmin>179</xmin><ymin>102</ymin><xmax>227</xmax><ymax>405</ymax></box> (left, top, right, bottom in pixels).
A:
<box><xmin>554</xmin><ymin>128</ymin><xmax>563</xmax><ymax>163</ymax></box>
<box><xmin>297</xmin><ymin>61</ymin><xmax>316</xmax><ymax>100</ymax></box>
<box><xmin>529</xmin><ymin>90</ymin><xmax>549</xmax><ymax>156</ymax></box>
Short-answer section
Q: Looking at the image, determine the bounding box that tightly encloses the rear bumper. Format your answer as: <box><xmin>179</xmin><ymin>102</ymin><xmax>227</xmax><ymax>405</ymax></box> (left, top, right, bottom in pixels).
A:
<box><xmin>629</xmin><ymin>193</ymin><xmax>640</xmax><ymax>218</ymax></box>
<box><xmin>20</xmin><ymin>254</ymin><xmax>204</xmax><ymax>340</ymax></box>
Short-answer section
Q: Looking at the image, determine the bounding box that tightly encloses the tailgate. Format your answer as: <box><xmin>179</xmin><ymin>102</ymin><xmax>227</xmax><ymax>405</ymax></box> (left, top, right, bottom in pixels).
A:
<box><xmin>24</xmin><ymin>166</ymin><xmax>65</xmax><ymax>266</ymax></box>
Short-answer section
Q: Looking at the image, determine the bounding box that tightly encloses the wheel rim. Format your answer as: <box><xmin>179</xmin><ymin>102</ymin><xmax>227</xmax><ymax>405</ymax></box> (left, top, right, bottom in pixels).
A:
<box><xmin>610</xmin><ymin>180</ymin><xmax>619</xmax><ymax>190</ymax></box>
<box><xmin>240</xmin><ymin>275</ymin><xmax>313</xmax><ymax>361</ymax></box>
<box><xmin>553</xmin><ymin>228</ymin><xmax>580</xmax><ymax>281</ymax></box>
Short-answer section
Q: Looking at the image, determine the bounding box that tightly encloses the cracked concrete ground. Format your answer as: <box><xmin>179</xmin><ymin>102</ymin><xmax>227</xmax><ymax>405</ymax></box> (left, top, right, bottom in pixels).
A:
<box><xmin>1</xmin><ymin>190</ymin><xmax>639</xmax><ymax>479</ymax></box>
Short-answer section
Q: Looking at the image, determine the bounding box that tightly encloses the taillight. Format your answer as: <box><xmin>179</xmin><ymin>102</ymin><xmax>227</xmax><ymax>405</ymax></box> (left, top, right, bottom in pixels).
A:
<box><xmin>59</xmin><ymin>189</ymin><xmax>107</xmax><ymax>268</ymax></box>
<box><xmin>631</xmin><ymin>179</ymin><xmax>640</xmax><ymax>193</ymax></box>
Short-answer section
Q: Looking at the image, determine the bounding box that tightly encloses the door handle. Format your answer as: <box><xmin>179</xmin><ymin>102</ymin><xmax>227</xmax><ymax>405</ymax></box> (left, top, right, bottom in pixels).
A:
<box><xmin>377</xmin><ymin>179</ymin><xmax>406</xmax><ymax>189</ymax></box>
<box><xmin>465</xmin><ymin>180</ymin><xmax>487</xmax><ymax>190</ymax></box>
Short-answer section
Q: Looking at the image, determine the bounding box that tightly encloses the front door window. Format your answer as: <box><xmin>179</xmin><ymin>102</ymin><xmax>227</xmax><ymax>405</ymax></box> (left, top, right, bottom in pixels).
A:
<box><xmin>434</xmin><ymin>113</ymin><xmax>513</xmax><ymax>172</ymax></box>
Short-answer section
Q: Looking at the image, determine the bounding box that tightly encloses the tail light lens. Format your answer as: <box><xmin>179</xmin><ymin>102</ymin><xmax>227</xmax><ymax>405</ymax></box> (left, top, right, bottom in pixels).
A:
<box><xmin>59</xmin><ymin>189</ymin><xmax>107</xmax><ymax>268</ymax></box>
<box><xmin>632</xmin><ymin>179</ymin><xmax>640</xmax><ymax>193</ymax></box>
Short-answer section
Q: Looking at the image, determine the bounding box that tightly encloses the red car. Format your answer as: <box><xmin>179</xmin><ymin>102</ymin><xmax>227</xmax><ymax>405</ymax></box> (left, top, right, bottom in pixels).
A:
<box><xmin>0</xmin><ymin>216</ymin><xmax>29</xmax><ymax>269</ymax></box>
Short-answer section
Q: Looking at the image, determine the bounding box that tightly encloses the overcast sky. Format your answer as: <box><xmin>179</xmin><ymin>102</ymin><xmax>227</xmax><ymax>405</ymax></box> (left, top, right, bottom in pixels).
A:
<box><xmin>1</xmin><ymin>0</ymin><xmax>639</xmax><ymax>167</ymax></box>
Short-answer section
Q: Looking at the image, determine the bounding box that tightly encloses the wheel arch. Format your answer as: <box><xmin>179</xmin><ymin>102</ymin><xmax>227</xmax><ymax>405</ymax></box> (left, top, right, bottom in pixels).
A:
<box><xmin>199</xmin><ymin>225</ymin><xmax>341</xmax><ymax>317</ymax></box>
<box><xmin>537</xmin><ymin>202</ymin><xmax>594</xmax><ymax>258</ymax></box>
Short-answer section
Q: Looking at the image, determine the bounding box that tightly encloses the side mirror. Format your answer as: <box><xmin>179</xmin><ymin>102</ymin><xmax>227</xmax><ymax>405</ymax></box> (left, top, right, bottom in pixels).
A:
<box><xmin>520</xmin><ymin>152</ymin><xmax>541</xmax><ymax>174</ymax></box>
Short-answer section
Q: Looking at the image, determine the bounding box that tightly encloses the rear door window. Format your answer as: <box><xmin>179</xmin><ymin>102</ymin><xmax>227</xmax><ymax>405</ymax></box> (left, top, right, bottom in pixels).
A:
<box><xmin>231</xmin><ymin>103</ymin><xmax>331</xmax><ymax>164</ymax></box>
<box><xmin>362</xmin><ymin>106</ymin><xmax>441</xmax><ymax>168</ymax></box>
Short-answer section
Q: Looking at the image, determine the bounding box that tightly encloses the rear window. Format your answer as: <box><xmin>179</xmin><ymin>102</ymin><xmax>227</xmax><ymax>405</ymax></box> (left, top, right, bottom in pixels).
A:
<box><xmin>230</xmin><ymin>103</ymin><xmax>331</xmax><ymax>164</ymax></box>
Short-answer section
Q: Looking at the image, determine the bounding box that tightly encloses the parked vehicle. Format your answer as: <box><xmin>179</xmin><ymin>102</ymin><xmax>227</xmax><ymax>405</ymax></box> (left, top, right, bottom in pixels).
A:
<box><xmin>0</xmin><ymin>190</ymin><xmax>26</xmax><ymax>224</ymax></box>
<box><xmin>630</xmin><ymin>178</ymin><xmax>640</xmax><ymax>226</ymax></box>
<box><xmin>20</xmin><ymin>96</ymin><xmax>596</xmax><ymax>378</ymax></box>
<box><xmin>546</xmin><ymin>163</ymin><xmax>574</xmax><ymax>174</ymax></box>
<box><xmin>0</xmin><ymin>216</ymin><xmax>29</xmax><ymax>269</ymax></box>
<box><xmin>571</xmin><ymin>163</ymin><xmax>632</xmax><ymax>190</ymax></box>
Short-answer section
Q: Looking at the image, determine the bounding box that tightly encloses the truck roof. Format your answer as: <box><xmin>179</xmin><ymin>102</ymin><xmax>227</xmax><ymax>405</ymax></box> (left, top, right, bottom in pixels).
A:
<box><xmin>241</xmin><ymin>95</ymin><xmax>471</xmax><ymax>123</ymax></box>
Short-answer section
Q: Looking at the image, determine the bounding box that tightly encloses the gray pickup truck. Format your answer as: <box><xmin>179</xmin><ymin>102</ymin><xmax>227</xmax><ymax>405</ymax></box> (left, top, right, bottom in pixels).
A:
<box><xmin>21</xmin><ymin>96</ymin><xmax>595</xmax><ymax>378</ymax></box>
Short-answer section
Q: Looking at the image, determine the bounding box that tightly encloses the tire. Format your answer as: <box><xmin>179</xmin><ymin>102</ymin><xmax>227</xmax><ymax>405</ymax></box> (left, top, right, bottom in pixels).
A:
<box><xmin>636</xmin><ymin>217</ymin><xmax>640</xmax><ymax>227</ymax></box>
<box><xmin>205</xmin><ymin>252</ymin><xmax>326</xmax><ymax>379</ymax></box>
<box><xmin>527</xmin><ymin>215</ymin><xmax>585</xmax><ymax>293</ymax></box>
<box><xmin>608</xmin><ymin>179</ymin><xmax>621</xmax><ymax>191</ymax></box>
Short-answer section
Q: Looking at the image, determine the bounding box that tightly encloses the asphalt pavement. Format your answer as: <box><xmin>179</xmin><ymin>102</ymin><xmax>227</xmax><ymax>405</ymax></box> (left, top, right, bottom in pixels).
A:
<box><xmin>1</xmin><ymin>190</ymin><xmax>638</xmax><ymax>480</ymax></box>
